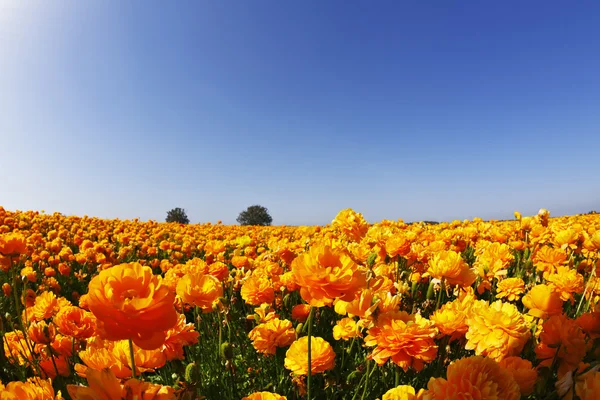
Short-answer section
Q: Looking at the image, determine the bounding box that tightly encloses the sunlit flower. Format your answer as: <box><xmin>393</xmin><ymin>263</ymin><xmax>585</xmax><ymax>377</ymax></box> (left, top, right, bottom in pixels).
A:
<box><xmin>291</xmin><ymin>245</ymin><xmax>367</xmax><ymax>307</ymax></box>
<box><xmin>496</xmin><ymin>278</ymin><xmax>525</xmax><ymax>302</ymax></box>
<box><xmin>423</xmin><ymin>356</ymin><xmax>520</xmax><ymax>400</ymax></box>
<box><xmin>86</xmin><ymin>262</ymin><xmax>178</xmax><ymax>350</ymax></box>
<box><xmin>426</xmin><ymin>250</ymin><xmax>475</xmax><ymax>287</ymax></box>
<box><xmin>332</xmin><ymin>317</ymin><xmax>360</xmax><ymax>341</ymax></box>
<box><xmin>242</xmin><ymin>392</ymin><xmax>287</xmax><ymax>400</ymax></box>
<box><xmin>248</xmin><ymin>318</ymin><xmax>296</xmax><ymax>355</ymax></box>
<box><xmin>522</xmin><ymin>284</ymin><xmax>563</xmax><ymax>319</ymax></box>
<box><xmin>241</xmin><ymin>274</ymin><xmax>275</xmax><ymax>306</ymax></box>
<box><xmin>547</xmin><ymin>266</ymin><xmax>584</xmax><ymax>304</ymax></box>
<box><xmin>465</xmin><ymin>300</ymin><xmax>530</xmax><ymax>361</ymax></box>
<box><xmin>284</xmin><ymin>336</ymin><xmax>335</xmax><ymax>375</ymax></box>
<box><xmin>365</xmin><ymin>311</ymin><xmax>438</xmax><ymax>372</ymax></box>
<box><xmin>176</xmin><ymin>270</ymin><xmax>223</xmax><ymax>311</ymax></box>
<box><xmin>382</xmin><ymin>385</ymin><xmax>420</xmax><ymax>400</ymax></box>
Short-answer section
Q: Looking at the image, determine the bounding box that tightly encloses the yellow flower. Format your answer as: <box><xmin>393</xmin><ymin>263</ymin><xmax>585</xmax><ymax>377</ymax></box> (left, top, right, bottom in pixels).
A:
<box><xmin>430</xmin><ymin>288</ymin><xmax>474</xmax><ymax>342</ymax></box>
<box><xmin>176</xmin><ymin>270</ymin><xmax>223</xmax><ymax>312</ymax></box>
<box><xmin>243</xmin><ymin>392</ymin><xmax>287</xmax><ymax>400</ymax></box>
<box><xmin>332</xmin><ymin>318</ymin><xmax>360</xmax><ymax>341</ymax></box>
<box><xmin>426</xmin><ymin>250</ymin><xmax>475</xmax><ymax>287</ymax></box>
<box><xmin>284</xmin><ymin>336</ymin><xmax>335</xmax><ymax>376</ymax></box>
<box><xmin>547</xmin><ymin>266</ymin><xmax>584</xmax><ymax>304</ymax></box>
<box><xmin>331</xmin><ymin>208</ymin><xmax>369</xmax><ymax>242</ymax></box>
<box><xmin>465</xmin><ymin>300</ymin><xmax>530</xmax><ymax>362</ymax></box>
<box><xmin>522</xmin><ymin>284</ymin><xmax>563</xmax><ymax>319</ymax></box>
<box><xmin>496</xmin><ymin>278</ymin><xmax>525</xmax><ymax>302</ymax></box>
<box><xmin>382</xmin><ymin>385</ymin><xmax>419</xmax><ymax>400</ymax></box>
<box><xmin>241</xmin><ymin>274</ymin><xmax>275</xmax><ymax>306</ymax></box>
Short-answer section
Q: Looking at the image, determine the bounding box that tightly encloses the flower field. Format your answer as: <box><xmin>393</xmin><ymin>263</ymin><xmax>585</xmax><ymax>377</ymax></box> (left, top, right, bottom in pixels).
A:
<box><xmin>0</xmin><ymin>206</ymin><xmax>599</xmax><ymax>399</ymax></box>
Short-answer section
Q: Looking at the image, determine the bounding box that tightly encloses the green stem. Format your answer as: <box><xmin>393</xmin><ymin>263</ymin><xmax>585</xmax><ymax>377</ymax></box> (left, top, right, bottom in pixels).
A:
<box><xmin>436</xmin><ymin>280</ymin><xmax>445</xmax><ymax>310</ymax></box>
<box><xmin>395</xmin><ymin>365</ymin><xmax>400</xmax><ymax>387</ymax></box>
<box><xmin>128</xmin><ymin>339</ymin><xmax>137</xmax><ymax>379</ymax></box>
<box><xmin>307</xmin><ymin>306</ymin><xmax>314</xmax><ymax>400</ymax></box>
<box><xmin>360</xmin><ymin>360</ymin><xmax>371</xmax><ymax>400</ymax></box>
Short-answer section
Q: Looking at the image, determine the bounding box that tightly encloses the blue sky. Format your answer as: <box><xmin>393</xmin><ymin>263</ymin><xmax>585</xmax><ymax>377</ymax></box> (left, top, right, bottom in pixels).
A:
<box><xmin>1</xmin><ymin>1</ymin><xmax>599</xmax><ymax>225</ymax></box>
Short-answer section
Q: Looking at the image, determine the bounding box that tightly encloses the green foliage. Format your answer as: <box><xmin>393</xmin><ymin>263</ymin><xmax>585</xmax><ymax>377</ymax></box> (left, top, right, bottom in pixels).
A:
<box><xmin>236</xmin><ymin>205</ymin><xmax>273</xmax><ymax>226</ymax></box>
<box><xmin>166</xmin><ymin>207</ymin><xmax>190</xmax><ymax>224</ymax></box>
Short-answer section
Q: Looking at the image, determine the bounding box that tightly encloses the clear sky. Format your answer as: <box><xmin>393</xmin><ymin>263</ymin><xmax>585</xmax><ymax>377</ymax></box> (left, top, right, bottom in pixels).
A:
<box><xmin>1</xmin><ymin>1</ymin><xmax>599</xmax><ymax>225</ymax></box>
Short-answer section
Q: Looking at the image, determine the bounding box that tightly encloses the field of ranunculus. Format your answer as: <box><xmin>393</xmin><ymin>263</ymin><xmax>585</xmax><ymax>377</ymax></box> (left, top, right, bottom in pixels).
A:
<box><xmin>0</xmin><ymin>206</ymin><xmax>599</xmax><ymax>400</ymax></box>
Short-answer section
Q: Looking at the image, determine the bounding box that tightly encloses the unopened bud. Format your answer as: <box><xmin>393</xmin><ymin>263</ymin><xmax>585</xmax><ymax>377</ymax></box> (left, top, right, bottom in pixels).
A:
<box><xmin>220</xmin><ymin>342</ymin><xmax>233</xmax><ymax>360</ymax></box>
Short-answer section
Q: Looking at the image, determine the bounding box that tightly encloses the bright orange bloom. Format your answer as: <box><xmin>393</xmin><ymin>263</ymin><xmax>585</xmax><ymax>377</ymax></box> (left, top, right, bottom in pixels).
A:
<box><xmin>291</xmin><ymin>245</ymin><xmax>367</xmax><ymax>307</ymax></box>
<box><xmin>331</xmin><ymin>208</ymin><xmax>369</xmax><ymax>242</ymax></box>
<box><xmin>426</xmin><ymin>250</ymin><xmax>475</xmax><ymax>287</ymax></box>
<box><xmin>0</xmin><ymin>232</ymin><xmax>27</xmax><ymax>256</ymax></box>
<box><xmin>248</xmin><ymin>318</ymin><xmax>296</xmax><ymax>355</ymax></box>
<box><xmin>176</xmin><ymin>270</ymin><xmax>223</xmax><ymax>311</ymax></box>
<box><xmin>86</xmin><ymin>262</ymin><xmax>178</xmax><ymax>350</ymax></box>
<box><xmin>29</xmin><ymin>291</ymin><xmax>72</xmax><ymax>321</ymax></box>
<box><xmin>576</xmin><ymin>370</ymin><xmax>600</xmax><ymax>400</ymax></box>
<box><xmin>423</xmin><ymin>356</ymin><xmax>520</xmax><ymax>400</ymax></box>
<box><xmin>495</xmin><ymin>278</ymin><xmax>525</xmax><ymax>302</ymax></box>
<box><xmin>498</xmin><ymin>356</ymin><xmax>537</xmax><ymax>396</ymax></box>
<box><xmin>242</xmin><ymin>392</ymin><xmax>287</xmax><ymax>400</ymax></box>
<box><xmin>241</xmin><ymin>274</ymin><xmax>275</xmax><ymax>306</ymax></box>
<box><xmin>547</xmin><ymin>266</ymin><xmax>584</xmax><ymax>303</ymax></box>
<box><xmin>0</xmin><ymin>377</ymin><xmax>62</xmax><ymax>399</ymax></box>
<box><xmin>333</xmin><ymin>317</ymin><xmax>360</xmax><ymax>341</ymax></box>
<box><xmin>576</xmin><ymin>311</ymin><xmax>600</xmax><ymax>339</ymax></box>
<box><xmin>385</xmin><ymin>235</ymin><xmax>412</xmax><ymax>258</ymax></box>
<box><xmin>291</xmin><ymin>304</ymin><xmax>311</xmax><ymax>323</ymax></box>
<box><xmin>382</xmin><ymin>385</ymin><xmax>420</xmax><ymax>400</ymax></box>
<box><xmin>53</xmin><ymin>306</ymin><xmax>96</xmax><ymax>339</ymax></box>
<box><xmin>465</xmin><ymin>300</ymin><xmax>530</xmax><ymax>361</ymax></box>
<box><xmin>27</xmin><ymin>320</ymin><xmax>56</xmax><ymax>344</ymax></box>
<box><xmin>284</xmin><ymin>336</ymin><xmax>335</xmax><ymax>375</ymax></box>
<box><xmin>522</xmin><ymin>284</ymin><xmax>564</xmax><ymax>319</ymax></box>
<box><xmin>533</xmin><ymin>246</ymin><xmax>568</xmax><ymax>278</ymax></box>
<box><xmin>535</xmin><ymin>314</ymin><xmax>587</xmax><ymax>377</ymax></box>
<box><xmin>365</xmin><ymin>311</ymin><xmax>438</xmax><ymax>372</ymax></box>
<box><xmin>162</xmin><ymin>313</ymin><xmax>199</xmax><ymax>361</ymax></box>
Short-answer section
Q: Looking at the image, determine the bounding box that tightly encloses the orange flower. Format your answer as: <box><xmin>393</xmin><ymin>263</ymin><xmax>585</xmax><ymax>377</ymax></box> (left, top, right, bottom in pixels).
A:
<box><xmin>1</xmin><ymin>377</ymin><xmax>62</xmax><ymax>399</ymax></box>
<box><xmin>522</xmin><ymin>284</ymin><xmax>563</xmax><ymax>319</ymax></box>
<box><xmin>333</xmin><ymin>317</ymin><xmax>360</xmax><ymax>341</ymax></box>
<box><xmin>496</xmin><ymin>278</ymin><xmax>525</xmax><ymax>302</ymax></box>
<box><xmin>382</xmin><ymin>385</ymin><xmax>420</xmax><ymax>400</ymax></box>
<box><xmin>291</xmin><ymin>304</ymin><xmax>311</xmax><ymax>323</ymax></box>
<box><xmin>576</xmin><ymin>311</ymin><xmax>600</xmax><ymax>339</ymax></box>
<box><xmin>426</xmin><ymin>250</ymin><xmax>475</xmax><ymax>287</ymax></box>
<box><xmin>385</xmin><ymin>235</ymin><xmax>412</xmax><ymax>259</ymax></box>
<box><xmin>162</xmin><ymin>313</ymin><xmax>199</xmax><ymax>361</ymax></box>
<box><xmin>547</xmin><ymin>266</ymin><xmax>584</xmax><ymax>303</ymax></box>
<box><xmin>365</xmin><ymin>311</ymin><xmax>438</xmax><ymax>372</ymax></box>
<box><xmin>29</xmin><ymin>291</ymin><xmax>72</xmax><ymax>321</ymax></box>
<box><xmin>575</xmin><ymin>369</ymin><xmax>600</xmax><ymax>400</ymax></box>
<box><xmin>242</xmin><ymin>392</ymin><xmax>287</xmax><ymax>400</ymax></box>
<box><xmin>2</xmin><ymin>282</ymin><xmax>11</xmax><ymax>296</ymax></box>
<box><xmin>0</xmin><ymin>232</ymin><xmax>27</xmax><ymax>256</ymax></box>
<box><xmin>86</xmin><ymin>262</ymin><xmax>178</xmax><ymax>350</ymax></box>
<box><xmin>498</xmin><ymin>356</ymin><xmax>537</xmax><ymax>396</ymax></box>
<box><xmin>291</xmin><ymin>245</ymin><xmax>367</xmax><ymax>307</ymax></box>
<box><xmin>241</xmin><ymin>274</ymin><xmax>275</xmax><ymax>306</ymax></box>
<box><xmin>535</xmin><ymin>314</ymin><xmax>587</xmax><ymax>377</ymax></box>
<box><xmin>248</xmin><ymin>318</ymin><xmax>296</xmax><ymax>355</ymax></box>
<box><xmin>331</xmin><ymin>208</ymin><xmax>369</xmax><ymax>242</ymax></box>
<box><xmin>27</xmin><ymin>320</ymin><xmax>56</xmax><ymax>344</ymax></box>
<box><xmin>465</xmin><ymin>300</ymin><xmax>530</xmax><ymax>361</ymax></box>
<box><xmin>533</xmin><ymin>246</ymin><xmax>568</xmax><ymax>278</ymax></box>
<box><xmin>423</xmin><ymin>356</ymin><xmax>520</xmax><ymax>400</ymax></box>
<box><xmin>284</xmin><ymin>336</ymin><xmax>335</xmax><ymax>375</ymax></box>
<box><xmin>53</xmin><ymin>306</ymin><xmax>96</xmax><ymax>339</ymax></box>
<box><xmin>176</xmin><ymin>270</ymin><xmax>223</xmax><ymax>311</ymax></box>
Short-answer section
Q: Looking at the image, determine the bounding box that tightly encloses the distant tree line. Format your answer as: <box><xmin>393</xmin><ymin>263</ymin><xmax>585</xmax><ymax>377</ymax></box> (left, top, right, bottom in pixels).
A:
<box><xmin>165</xmin><ymin>205</ymin><xmax>273</xmax><ymax>226</ymax></box>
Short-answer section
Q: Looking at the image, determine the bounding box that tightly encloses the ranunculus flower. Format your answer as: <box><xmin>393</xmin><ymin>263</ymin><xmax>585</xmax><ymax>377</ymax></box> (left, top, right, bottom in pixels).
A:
<box><xmin>248</xmin><ymin>318</ymin><xmax>296</xmax><ymax>355</ymax></box>
<box><xmin>284</xmin><ymin>336</ymin><xmax>335</xmax><ymax>376</ymax></box>
<box><xmin>427</xmin><ymin>250</ymin><xmax>475</xmax><ymax>287</ymax></box>
<box><xmin>291</xmin><ymin>245</ymin><xmax>367</xmax><ymax>307</ymax></box>
<box><xmin>365</xmin><ymin>311</ymin><xmax>438</xmax><ymax>372</ymax></box>
<box><xmin>176</xmin><ymin>270</ymin><xmax>223</xmax><ymax>312</ymax></box>
<box><xmin>522</xmin><ymin>284</ymin><xmax>564</xmax><ymax>319</ymax></box>
<box><xmin>423</xmin><ymin>356</ymin><xmax>520</xmax><ymax>400</ymax></box>
<box><xmin>86</xmin><ymin>262</ymin><xmax>178</xmax><ymax>350</ymax></box>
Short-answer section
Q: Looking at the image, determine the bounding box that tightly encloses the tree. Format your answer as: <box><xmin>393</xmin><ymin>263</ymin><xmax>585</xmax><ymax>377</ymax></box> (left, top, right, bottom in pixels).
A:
<box><xmin>166</xmin><ymin>207</ymin><xmax>190</xmax><ymax>224</ymax></box>
<box><xmin>236</xmin><ymin>205</ymin><xmax>273</xmax><ymax>226</ymax></box>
